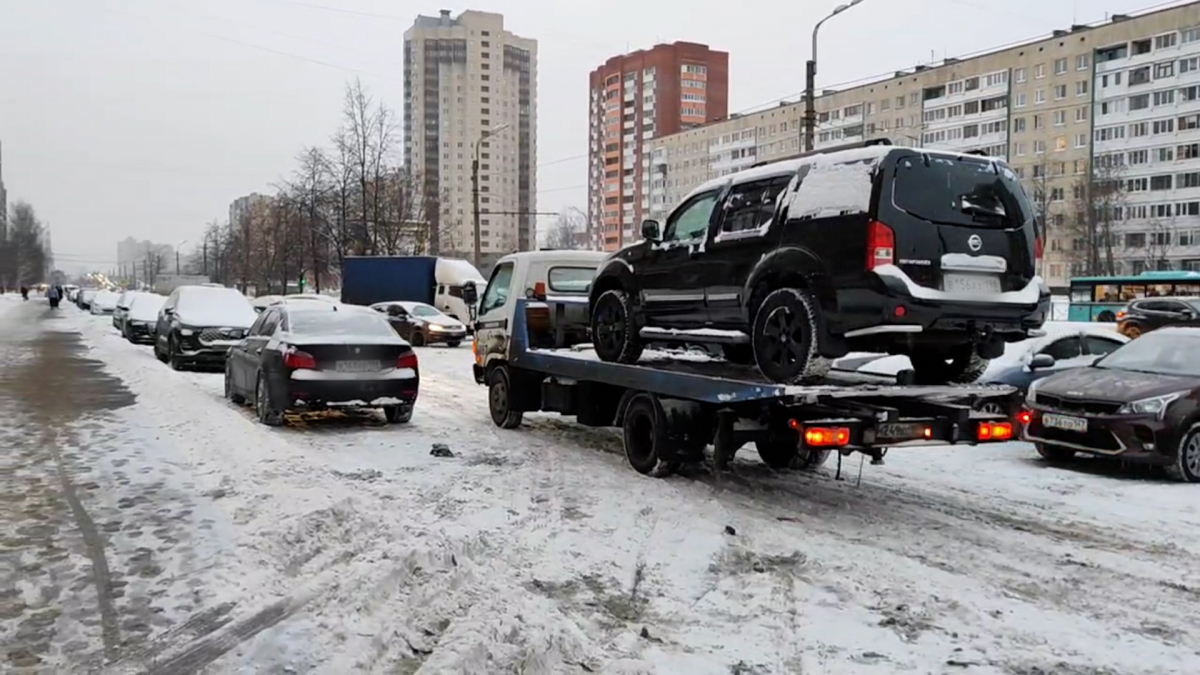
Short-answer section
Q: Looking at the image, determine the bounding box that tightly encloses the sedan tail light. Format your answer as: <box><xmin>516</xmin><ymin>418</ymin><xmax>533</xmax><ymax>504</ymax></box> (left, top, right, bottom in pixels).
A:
<box><xmin>282</xmin><ymin>346</ymin><xmax>317</xmax><ymax>370</ymax></box>
<box><xmin>397</xmin><ymin>351</ymin><xmax>418</xmax><ymax>370</ymax></box>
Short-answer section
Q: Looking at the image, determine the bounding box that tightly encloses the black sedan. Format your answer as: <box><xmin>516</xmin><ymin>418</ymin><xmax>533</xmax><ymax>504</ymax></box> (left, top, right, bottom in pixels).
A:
<box><xmin>1023</xmin><ymin>327</ymin><xmax>1200</xmax><ymax>482</ymax></box>
<box><xmin>224</xmin><ymin>303</ymin><xmax>419</xmax><ymax>426</ymax></box>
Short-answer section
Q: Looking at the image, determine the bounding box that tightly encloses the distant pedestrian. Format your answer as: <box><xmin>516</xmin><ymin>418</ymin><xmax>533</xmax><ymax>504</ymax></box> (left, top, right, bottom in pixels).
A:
<box><xmin>20</xmin><ymin>286</ymin><xmax>29</xmax><ymax>301</ymax></box>
<box><xmin>47</xmin><ymin>285</ymin><xmax>61</xmax><ymax>309</ymax></box>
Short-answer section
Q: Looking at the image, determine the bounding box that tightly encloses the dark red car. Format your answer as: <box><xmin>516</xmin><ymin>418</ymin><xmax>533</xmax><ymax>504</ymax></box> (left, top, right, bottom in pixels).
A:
<box><xmin>1023</xmin><ymin>327</ymin><xmax>1200</xmax><ymax>482</ymax></box>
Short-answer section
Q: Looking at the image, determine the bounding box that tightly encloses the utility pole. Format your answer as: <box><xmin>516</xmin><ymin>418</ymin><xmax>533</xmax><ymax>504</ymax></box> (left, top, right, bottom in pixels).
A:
<box><xmin>803</xmin><ymin>0</ymin><xmax>866</xmax><ymax>152</ymax></box>
<box><xmin>472</xmin><ymin>123</ymin><xmax>510</xmax><ymax>270</ymax></box>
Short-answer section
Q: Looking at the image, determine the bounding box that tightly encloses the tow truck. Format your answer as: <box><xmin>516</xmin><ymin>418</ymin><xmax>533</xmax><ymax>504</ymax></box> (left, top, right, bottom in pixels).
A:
<box><xmin>472</xmin><ymin>252</ymin><xmax>1022</xmax><ymax>478</ymax></box>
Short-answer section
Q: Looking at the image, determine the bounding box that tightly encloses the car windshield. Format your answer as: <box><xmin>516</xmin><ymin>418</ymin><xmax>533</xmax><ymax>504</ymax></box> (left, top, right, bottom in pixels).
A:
<box><xmin>176</xmin><ymin>287</ymin><xmax>256</xmax><ymax>326</ymax></box>
<box><xmin>547</xmin><ymin>266</ymin><xmax>596</xmax><ymax>293</ymax></box>
<box><xmin>407</xmin><ymin>304</ymin><xmax>441</xmax><ymax>317</ymax></box>
<box><xmin>1094</xmin><ymin>331</ymin><xmax>1200</xmax><ymax>377</ymax></box>
<box><xmin>129</xmin><ymin>295</ymin><xmax>166</xmax><ymax>320</ymax></box>
<box><xmin>892</xmin><ymin>154</ymin><xmax>1033</xmax><ymax>228</ymax></box>
<box><xmin>288</xmin><ymin>310</ymin><xmax>397</xmax><ymax>337</ymax></box>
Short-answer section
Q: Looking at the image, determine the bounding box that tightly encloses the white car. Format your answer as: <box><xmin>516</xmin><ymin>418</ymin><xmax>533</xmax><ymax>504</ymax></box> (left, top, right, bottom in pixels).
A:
<box><xmin>90</xmin><ymin>290</ymin><xmax>120</xmax><ymax>315</ymax></box>
<box><xmin>370</xmin><ymin>301</ymin><xmax>468</xmax><ymax>347</ymax></box>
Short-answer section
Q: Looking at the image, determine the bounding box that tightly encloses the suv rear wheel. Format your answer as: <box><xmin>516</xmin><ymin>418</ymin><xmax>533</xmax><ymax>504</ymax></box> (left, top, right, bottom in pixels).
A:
<box><xmin>592</xmin><ymin>289</ymin><xmax>643</xmax><ymax>363</ymax></box>
<box><xmin>909</xmin><ymin>345</ymin><xmax>989</xmax><ymax>385</ymax></box>
<box><xmin>752</xmin><ymin>288</ymin><xmax>829</xmax><ymax>383</ymax></box>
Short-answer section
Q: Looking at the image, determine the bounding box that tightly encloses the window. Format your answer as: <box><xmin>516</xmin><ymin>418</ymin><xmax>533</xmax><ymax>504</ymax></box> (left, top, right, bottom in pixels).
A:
<box><xmin>1154</xmin><ymin>119</ymin><xmax>1175</xmax><ymax>134</ymax></box>
<box><xmin>1075</xmin><ymin>134</ymin><xmax>1088</xmax><ymax>148</ymax></box>
<box><xmin>1126</xmin><ymin>232</ymin><xmax>1147</xmax><ymax>248</ymax></box>
<box><xmin>666</xmin><ymin>191</ymin><xmax>718</xmax><ymax>241</ymax></box>
<box><xmin>1076</xmin><ymin>54</ymin><xmax>1090</xmax><ymax>71</ymax></box>
<box><xmin>1129</xmin><ymin>94</ymin><xmax>1150</xmax><ymax>110</ymax></box>
<box><xmin>1035</xmin><ymin>89</ymin><xmax>1046</xmax><ymax>104</ymax></box>
<box><xmin>1054</xmin><ymin>84</ymin><xmax>1067</xmax><ymax>100</ymax></box>
<box><xmin>1084</xmin><ymin>336</ymin><xmax>1124</xmax><ymax>356</ymax></box>
<box><xmin>1151</xmin><ymin>175</ymin><xmax>1173</xmax><ymax>190</ymax></box>
<box><xmin>1076</xmin><ymin>106</ymin><xmax>1088</xmax><ymax>122</ymax></box>
<box><xmin>1014</xmin><ymin>117</ymin><xmax>1026</xmax><ymax>132</ymax></box>
<box><xmin>1133</xmin><ymin>39</ymin><xmax>1152</xmax><ymax>55</ymax></box>
<box><xmin>547</xmin><ymin>267</ymin><xmax>597</xmax><ymax>293</ymax></box>
<box><xmin>1076</xmin><ymin>80</ymin><xmax>1088</xmax><ymax>96</ymax></box>
<box><xmin>1053</xmin><ymin>110</ymin><xmax>1066</xmax><ymax>126</ymax></box>
<box><xmin>1156</xmin><ymin>33</ymin><xmax>1178</xmax><ymax>50</ymax></box>
<box><xmin>1130</xmin><ymin>66</ymin><xmax>1151</xmax><ymax>85</ymax></box>
<box><xmin>1040</xmin><ymin>337</ymin><xmax>1083</xmax><ymax>360</ymax></box>
<box><xmin>479</xmin><ymin>263</ymin><xmax>514</xmax><ymax>314</ymax></box>
<box><xmin>1034</xmin><ymin>63</ymin><xmax>1046</xmax><ymax>79</ymax></box>
<box><xmin>1055</xmin><ymin>58</ymin><xmax>1068</xmax><ymax>74</ymax></box>
<box><xmin>1156</xmin><ymin>62</ymin><xmax>1175</xmax><ymax>78</ymax></box>
<box><xmin>1154</xmin><ymin>89</ymin><xmax>1176</xmax><ymax>106</ymax></box>
<box><xmin>719</xmin><ymin>178</ymin><xmax>791</xmax><ymax>234</ymax></box>
<box><xmin>1016</xmin><ymin>92</ymin><xmax>1027</xmax><ymax>107</ymax></box>
<box><xmin>1015</xmin><ymin>67</ymin><xmax>1027</xmax><ymax>82</ymax></box>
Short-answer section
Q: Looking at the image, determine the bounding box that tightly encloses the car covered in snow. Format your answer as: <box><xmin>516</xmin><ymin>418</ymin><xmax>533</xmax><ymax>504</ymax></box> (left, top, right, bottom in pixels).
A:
<box><xmin>153</xmin><ymin>285</ymin><xmax>257</xmax><ymax>370</ymax></box>
<box><xmin>369</xmin><ymin>300</ymin><xmax>467</xmax><ymax>347</ymax></box>
<box><xmin>112</xmin><ymin>290</ymin><xmax>145</xmax><ymax>330</ymax></box>
<box><xmin>587</xmin><ymin>139</ymin><xmax>1049</xmax><ymax>386</ymax></box>
<box><xmin>89</xmin><ymin>290</ymin><xmax>120</xmax><ymax>315</ymax></box>
<box><xmin>251</xmin><ymin>293</ymin><xmax>339</xmax><ymax>313</ymax></box>
<box><xmin>224</xmin><ymin>303</ymin><xmax>419</xmax><ymax>425</ymax></box>
<box><xmin>123</xmin><ymin>293</ymin><xmax>167</xmax><ymax>344</ymax></box>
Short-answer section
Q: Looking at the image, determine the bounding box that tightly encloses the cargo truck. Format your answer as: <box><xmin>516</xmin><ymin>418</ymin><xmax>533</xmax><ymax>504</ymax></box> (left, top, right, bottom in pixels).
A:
<box><xmin>341</xmin><ymin>256</ymin><xmax>485</xmax><ymax>325</ymax></box>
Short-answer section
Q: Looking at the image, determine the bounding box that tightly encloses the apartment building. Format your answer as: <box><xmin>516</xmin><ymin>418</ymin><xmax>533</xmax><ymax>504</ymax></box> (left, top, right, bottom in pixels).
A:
<box><xmin>1092</xmin><ymin>14</ymin><xmax>1200</xmax><ymax>274</ymax></box>
<box><xmin>646</xmin><ymin>1</ymin><xmax>1200</xmax><ymax>290</ymax></box>
<box><xmin>403</xmin><ymin>10</ymin><xmax>537</xmax><ymax>268</ymax></box>
<box><xmin>588</xmin><ymin>42</ymin><xmax>729</xmax><ymax>251</ymax></box>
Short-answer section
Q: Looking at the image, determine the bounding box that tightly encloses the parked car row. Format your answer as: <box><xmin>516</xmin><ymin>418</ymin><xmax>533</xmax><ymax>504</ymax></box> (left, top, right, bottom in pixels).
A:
<box><xmin>76</xmin><ymin>284</ymin><xmax>428</xmax><ymax>428</ymax></box>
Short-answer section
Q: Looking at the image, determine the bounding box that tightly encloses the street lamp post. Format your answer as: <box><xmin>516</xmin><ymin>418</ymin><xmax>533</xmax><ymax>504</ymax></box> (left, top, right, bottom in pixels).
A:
<box><xmin>175</xmin><ymin>240</ymin><xmax>188</xmax><ymax>275</ymax></box>
<box><xmin>472</xmin><ymin>123</ymin><xmax>511</xmax><ymax>270</ymax></box>
<box><xmin>803</xmin><ymin>0</ymin><xmax>866</xmax><ymax>152</ymax></box>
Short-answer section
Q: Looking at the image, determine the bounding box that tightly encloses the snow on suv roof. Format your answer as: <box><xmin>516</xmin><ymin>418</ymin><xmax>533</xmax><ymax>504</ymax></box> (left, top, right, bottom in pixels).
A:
<box><xmin>680</xmin><ymin>143</ymin><xmax>1009</xmax><ymax>204</ymax></box>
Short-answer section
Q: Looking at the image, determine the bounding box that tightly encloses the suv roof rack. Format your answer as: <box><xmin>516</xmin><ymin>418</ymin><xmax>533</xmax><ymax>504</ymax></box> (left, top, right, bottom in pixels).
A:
<box><xmin>750</xmin><ymin>138</ymin><xmax>892</xmax><ymax>168</ymax></box>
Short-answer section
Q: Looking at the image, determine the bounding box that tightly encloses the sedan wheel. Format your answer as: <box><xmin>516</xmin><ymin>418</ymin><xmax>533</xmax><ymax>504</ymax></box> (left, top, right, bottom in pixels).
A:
<box><xmin>255</xmin><ymin>372</ymin><xmax>284</xmax><ymax>427</ymax></box>
<box><xmin>1166</xmin><ymin>426</ymin><xmax>1200</xmax><ymax>483</ymax></box>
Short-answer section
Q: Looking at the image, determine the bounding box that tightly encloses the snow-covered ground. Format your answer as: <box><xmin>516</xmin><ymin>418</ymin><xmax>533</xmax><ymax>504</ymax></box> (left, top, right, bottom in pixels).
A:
<box><xmin>16</xmin><ymin>305</ymin><xmax>1200</xmax><ymax>673</ymax></box>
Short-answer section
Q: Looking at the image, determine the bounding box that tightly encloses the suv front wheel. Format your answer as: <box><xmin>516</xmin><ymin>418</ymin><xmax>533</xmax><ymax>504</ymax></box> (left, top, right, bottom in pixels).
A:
<box><xmin>752</xmin><ymin>288</ymin><xmax>830</xmax><ymax>383</ymax></box>
<box><xmin>591</xmin><ymin>289</ymin><xmax>644</xmax><ymax>363</ymax></box>
<box><xmin>909</xmin><ymin>345</ymin><xmax>989</xmax><ymax>385</ymax></box>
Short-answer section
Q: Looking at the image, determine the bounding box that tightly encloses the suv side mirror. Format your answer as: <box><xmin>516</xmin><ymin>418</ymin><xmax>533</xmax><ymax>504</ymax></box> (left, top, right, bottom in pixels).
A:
<box><xmin>1029</xmin><ymin>353</ymin><xmax>1055</xmax><ymax>369</ymax></box>
<box><xmin>641</xmin><ymin>219</ymin><xmax>661</xmax><ymax>242</ymax></box>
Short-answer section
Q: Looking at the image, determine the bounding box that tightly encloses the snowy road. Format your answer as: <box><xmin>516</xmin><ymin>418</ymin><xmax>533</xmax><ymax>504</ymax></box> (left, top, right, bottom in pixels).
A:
<box><xmin>3</xmin><ymin>295</ymin><xmax>1200</xmax><ymax>674</ymax></box>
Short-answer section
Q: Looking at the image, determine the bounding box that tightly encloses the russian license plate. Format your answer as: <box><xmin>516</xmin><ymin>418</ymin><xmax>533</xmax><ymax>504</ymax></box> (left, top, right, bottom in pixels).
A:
<box><xmin>877</xmin><ymin>423</ymin><xmax>924</xmax><ymax>441</ymax></box>
<box><xmin>1043</xmin><ymin>413</ymin><xmax>1087</xmax><ymax>433</ymax></box>
<box><xmin>335</xmin><ymin>360</ymin><xmax>381</xmax><ymax>373</ymax></box>
<box><xmin>942</xmin><ymin>273</ymin><xmax>1002</xmax><ymax>295</ymax></box>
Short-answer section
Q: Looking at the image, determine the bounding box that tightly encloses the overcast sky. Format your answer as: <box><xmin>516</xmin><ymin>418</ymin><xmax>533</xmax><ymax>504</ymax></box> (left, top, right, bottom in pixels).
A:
<box><xmin>0</xmin><ymin>0</ymin><xmax>1185</xmax><ymax>273</ymax></box>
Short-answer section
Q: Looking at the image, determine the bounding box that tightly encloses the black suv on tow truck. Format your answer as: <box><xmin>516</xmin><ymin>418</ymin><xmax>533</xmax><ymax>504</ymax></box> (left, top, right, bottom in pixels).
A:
<box><xmin>589</xmin><ymin>139</ymin><xmax>1049</xmax><ymax>385</ymax></box>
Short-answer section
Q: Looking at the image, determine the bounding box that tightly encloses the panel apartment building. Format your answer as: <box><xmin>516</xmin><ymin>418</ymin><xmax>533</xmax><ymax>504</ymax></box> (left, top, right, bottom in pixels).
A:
<box><xmin>403</xmin><ymin>10</ymin><xmax>537</xmax><ymax>268</ymax></box>
<box><xmin>587</xmin><ymin>42</ymin><xmax>729</xmax><ymax>250</ymax></box>
<box><xmin>646</xmin><ymin>1</ymin><xmax>1200</xmax><ymax>290</ymax></box>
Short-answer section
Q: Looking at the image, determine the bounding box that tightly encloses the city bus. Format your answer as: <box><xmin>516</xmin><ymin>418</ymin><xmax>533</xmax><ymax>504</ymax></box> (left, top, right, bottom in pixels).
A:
<box><xmin>1067</xmin><ymin>270</ymin><xmax>1200</xmax><ymax>321</ymax></box>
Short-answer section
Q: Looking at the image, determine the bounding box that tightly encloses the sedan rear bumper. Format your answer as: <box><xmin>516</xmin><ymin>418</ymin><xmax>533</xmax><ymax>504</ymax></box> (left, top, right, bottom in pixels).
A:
<box><xmin>286</xmin><ymin>374</ymin><xmax>419</xmax><ymax>407</ymax></box>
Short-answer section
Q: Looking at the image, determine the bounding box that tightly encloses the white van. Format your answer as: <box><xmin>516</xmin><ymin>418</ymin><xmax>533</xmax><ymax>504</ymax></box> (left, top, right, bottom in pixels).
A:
<box><xmin>434</xmin><ymin>257</ymin><xmax>486</xmax><ymax>326</ymax></box>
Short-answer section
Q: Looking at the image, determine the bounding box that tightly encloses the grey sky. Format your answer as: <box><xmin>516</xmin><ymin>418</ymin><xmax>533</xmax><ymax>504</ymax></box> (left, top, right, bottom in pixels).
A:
<box><xmin>0</xmin><ymin>0</ymin><xmax>1181</xmax><ymax>273</ymax></box>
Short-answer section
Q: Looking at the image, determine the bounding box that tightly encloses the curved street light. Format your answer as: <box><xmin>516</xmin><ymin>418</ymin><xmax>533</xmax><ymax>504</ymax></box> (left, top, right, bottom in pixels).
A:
<box><xmin>803</xmin><ymin>0</ymin><xmax>867</xmax><ymax>152</ymax></box>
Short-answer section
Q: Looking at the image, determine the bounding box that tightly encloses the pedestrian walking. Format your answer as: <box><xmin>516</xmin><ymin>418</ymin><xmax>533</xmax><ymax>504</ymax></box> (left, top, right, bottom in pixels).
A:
<box><xmin>20</xmin><ymin>286</ymin><xmax>29</xmax><ymax>301</ymax></box>
<box><xmin>47</xmin><ymin>285</ymin><xmax>61</xmax><ymax>309</ymax></box>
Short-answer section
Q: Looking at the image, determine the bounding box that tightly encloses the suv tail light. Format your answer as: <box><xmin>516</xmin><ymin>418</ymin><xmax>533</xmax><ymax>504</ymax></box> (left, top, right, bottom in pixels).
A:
<box><xmin>1115</xmin><ymin>309</ymin><xmax>1126</xmax><ymax>320</ymax></box>
<box><xmin>397</xmin><ymin>351</ymin><xmax>418</xmax><ymax>370</ymax></box>
<box><xmin>1034</xmin><ymin>236</ymin><xmax>1043</xmax><ymax>260</ymax></box>
<box><xmin>282</xmin><ymin>347</ymin><xmax>317</xmax><ymax>370</ymax></box>
<box><xmin>866</xmin><ymin>220</ymin><xmax>895</xmax><ymax>271</ymax></box>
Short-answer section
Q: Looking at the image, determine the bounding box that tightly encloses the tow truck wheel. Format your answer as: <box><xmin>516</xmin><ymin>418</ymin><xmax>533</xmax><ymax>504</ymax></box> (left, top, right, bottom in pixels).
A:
<box><xmin>622</xmin><ymin>393</ymin><xmax>681</xmax><ymax>478</ymax></box>
<box><xmin>488</xmin><ymin>367</ymin><xmax>524</xmax><ymax>429</ymax></box>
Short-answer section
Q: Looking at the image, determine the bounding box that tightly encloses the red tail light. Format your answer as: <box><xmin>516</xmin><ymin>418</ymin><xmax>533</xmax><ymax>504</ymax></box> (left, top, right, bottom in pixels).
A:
<box><xmin>1115</xmin><ymin>310</ymin><xmax>1126</xmax><ymax>320</ymax></box>
<box><xmin>866</xmin><ymin>220</ymin><xmax>895</xmax><ymax>271</ymax></box>
<box><xmin>282</xmin><ymin>347</ymin><xmax>317</xmax><ymax>370</ymax></box>
<box><xmin>397</xmin><ymin>351</ymin><xmax>418</xmax><ymax>370</ymax></box>
<box><xmin>1034</xmin><ymin>236</ymin><xmax>1044</xmax><ymax>260</ymax></box>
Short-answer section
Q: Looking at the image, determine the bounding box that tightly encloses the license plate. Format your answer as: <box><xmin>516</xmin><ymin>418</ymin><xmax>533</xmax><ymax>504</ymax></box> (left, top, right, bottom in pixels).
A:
<box><xmin>942</xmin><ymin>273</ymin><xmax>1002</xmax><ymax>295</ymax></box>
<box><xmin>877</xmin><ymin>423</ymin><xmax>924</xmax><ymax>441</ymax></box>
<box><xmin>335</xmin><ymin>360</ymin><xmax>381</xmax><ymax>373</ymax></box>
<box><xmin>1043</xmin><ymin>413</ymin><xmax>1087</xmax><ymax>433</ymax></box>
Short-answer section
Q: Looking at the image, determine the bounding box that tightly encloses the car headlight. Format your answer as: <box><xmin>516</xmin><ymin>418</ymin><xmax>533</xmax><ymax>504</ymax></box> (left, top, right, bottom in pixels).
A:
<box><xmin>1117</xmin><ymin>391</ymin><xmax>1186</xmax><ymax>418</ymax></box>
<box><xmin>179</xmin><ymin>327</ymin><xmax>194</xmax><ymax>336</ymax></box>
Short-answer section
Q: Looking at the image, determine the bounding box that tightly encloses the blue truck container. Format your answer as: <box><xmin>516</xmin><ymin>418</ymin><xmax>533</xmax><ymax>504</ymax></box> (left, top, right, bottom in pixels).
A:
<box><xmin>340</xmin><ymin>256</ymin><xmax>438</xmax><ymax>307</ymax></box>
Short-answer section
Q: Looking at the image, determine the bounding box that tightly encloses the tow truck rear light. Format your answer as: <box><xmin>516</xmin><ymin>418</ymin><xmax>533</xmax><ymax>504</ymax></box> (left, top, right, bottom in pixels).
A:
<box><xmin>397</xmin><ymin>351</ymin><xmax>419</xmax><ymax>370</ymax></box>
<box><xmin>282</xmin><ymin>347</ymin><xmax>317</xmax><ymax>370</ymax></box>
<box><xmin>800</xmin><ymin>426</ymin><xmax>851</xmax><ymax>447</ymax></box>
<box><xmin>977</xmin><ymin>420</ymin><xmax>1013</xmax><ymax>442</ymax></box>
<box><xmin>1116</xmin><ymin>310</ymin><xmax>1126</xmax><ymax>320</ymax></box>
<box><xmin>1016</xmin><ymin>410</ymin><xmax>1032</xmax><ymax>426</ymax></box>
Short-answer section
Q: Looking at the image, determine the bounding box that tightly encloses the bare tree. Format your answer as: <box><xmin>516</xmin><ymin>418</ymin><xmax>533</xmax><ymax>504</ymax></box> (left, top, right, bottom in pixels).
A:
<box><xmin>544</xmin><ymin>206</ymin><xmax>587</xmax><ymax>250</ymax></box>
<box><xmin>0</xmin><ymin>201</ymin><xmax>48</xmax><ymax>288</ymax></box>
<box><xmin>1068</xmin><ymin>160</ymin><xmax>1126</xmax><ymax>277</ymax></box>
<box><xmin>1143</xmin><ymin>218</ymin><xmax>1176</xmax><ymax>272</ymax></box>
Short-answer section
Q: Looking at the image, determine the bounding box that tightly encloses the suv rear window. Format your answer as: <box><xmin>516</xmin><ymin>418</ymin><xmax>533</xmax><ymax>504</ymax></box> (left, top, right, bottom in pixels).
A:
<box><xmin>892</xmin><ymin>155</ymin><xmax>1032</xmax><ymax>228</ymax></box>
